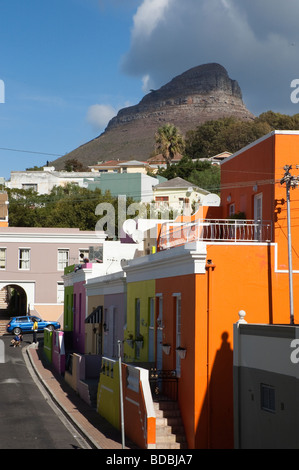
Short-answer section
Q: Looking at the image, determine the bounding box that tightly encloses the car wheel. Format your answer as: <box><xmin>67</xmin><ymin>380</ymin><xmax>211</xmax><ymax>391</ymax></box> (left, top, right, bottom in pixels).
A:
<box><xmin>47</xmin><ymin>325</ymin><xmax>54</xmax><ymax>331</ymax></box>
<box><xmin>13</xmin><ymin>327</ymin><xmax>21</xmax><ymax>335</ymax></box>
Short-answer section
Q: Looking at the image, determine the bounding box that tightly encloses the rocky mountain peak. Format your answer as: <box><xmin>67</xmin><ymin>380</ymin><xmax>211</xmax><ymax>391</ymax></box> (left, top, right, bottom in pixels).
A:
<box><xmin>51</xmin><ymin>63</ymin><xmax>254</xmax><ymax>169</ymax></box>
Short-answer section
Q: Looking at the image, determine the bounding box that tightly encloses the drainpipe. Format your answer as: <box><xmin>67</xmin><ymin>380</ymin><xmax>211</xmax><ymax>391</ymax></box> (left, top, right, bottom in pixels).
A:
<box><xmin>205</xmin><ymin>259</ymin><xmax>215</xmax><ymax>449</ymax></box>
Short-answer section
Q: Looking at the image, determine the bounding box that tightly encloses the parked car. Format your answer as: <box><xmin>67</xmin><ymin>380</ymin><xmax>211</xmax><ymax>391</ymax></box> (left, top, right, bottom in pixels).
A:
<box><xmin>6</xmin><ymin>316</ymin><xmax>60</xmax><ymax>335</ymax></box>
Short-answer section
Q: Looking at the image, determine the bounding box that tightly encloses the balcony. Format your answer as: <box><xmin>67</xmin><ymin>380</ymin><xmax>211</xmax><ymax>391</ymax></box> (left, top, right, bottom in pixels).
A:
<box><xmin>158</xmin><ymin>219</ymin><xmax>272</xmax><ymax>250</ymax></box>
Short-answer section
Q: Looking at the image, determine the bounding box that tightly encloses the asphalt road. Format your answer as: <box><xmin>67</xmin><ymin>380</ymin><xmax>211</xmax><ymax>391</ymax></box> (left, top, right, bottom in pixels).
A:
<box><xmin>0</xmin><ymin>334</ymin><xmax>91</xmax><ymax>449</ymax></box>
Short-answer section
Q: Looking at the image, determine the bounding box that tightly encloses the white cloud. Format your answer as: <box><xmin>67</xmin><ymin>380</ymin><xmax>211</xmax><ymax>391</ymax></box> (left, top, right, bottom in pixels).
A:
<box><xmin>132</xmin><ymin>0</ymin><xmax>172</xmax><ymax>39</ymax></box>
<box><xmin>86</xmin><ymin>104</ymin><xmax>117</xmax><ymax>130</ymax></box>
<box><xmin>121</xmin><ymin>0</ymin><xmax>299</xmax><ymax>116</ymax></box>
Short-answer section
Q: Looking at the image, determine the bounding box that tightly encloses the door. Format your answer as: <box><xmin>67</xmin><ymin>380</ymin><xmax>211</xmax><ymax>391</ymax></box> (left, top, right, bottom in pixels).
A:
<box><xmin>254</xmin><ymin>193</ymin><xmax>263</xmax><ymax>240</ymax></box>
<box><xmin>156</xmin><ymin>295</ymin><xmax>163</xmax><ymax>370</ymax></box>
<box><xmin>148</xmin><ymin>297</ymin><xmax>155</xmax><ymax>362</ymax></box>
<box><xmin>175</xmin><ymin>295</ymin><xmax>182</xmax><ymax>377</ymax></box>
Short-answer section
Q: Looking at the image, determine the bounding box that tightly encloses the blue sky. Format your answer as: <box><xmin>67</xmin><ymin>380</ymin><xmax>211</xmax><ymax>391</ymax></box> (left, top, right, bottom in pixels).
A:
<box><xmin>1</xmin><ymin>0</ymin><xmax>299</xmax><ymax>180</ymax></box>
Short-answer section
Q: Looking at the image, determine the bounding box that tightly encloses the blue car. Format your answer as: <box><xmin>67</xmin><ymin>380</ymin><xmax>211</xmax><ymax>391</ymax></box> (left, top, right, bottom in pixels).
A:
<box><xmin>6</xmin><ymin>316</ymin><xmax>60</xmax><ymax>335</ymax></box>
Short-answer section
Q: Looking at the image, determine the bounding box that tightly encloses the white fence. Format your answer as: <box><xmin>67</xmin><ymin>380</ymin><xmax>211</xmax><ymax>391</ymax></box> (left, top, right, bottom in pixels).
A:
<box><xmin>158</xmin><ymin>219</ymin><xmax>272</xmax><ymax>250</ymax></box>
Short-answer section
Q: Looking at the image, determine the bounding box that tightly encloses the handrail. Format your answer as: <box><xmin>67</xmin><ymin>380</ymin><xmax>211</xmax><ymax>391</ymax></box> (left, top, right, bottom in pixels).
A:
<box><xmin>158</xmin><ymin>219</ymin><xmax>272</xmax><ymax>250</ymax></box>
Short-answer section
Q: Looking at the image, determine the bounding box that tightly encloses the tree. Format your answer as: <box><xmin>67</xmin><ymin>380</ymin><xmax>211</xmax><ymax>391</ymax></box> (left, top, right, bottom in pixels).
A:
<box><xmin>184</xmin><ymin>116</ymin><xmax>273</xmax><ymax>158</ymax></box>
<box><xmin>64</xmin><ymin>158</ymin><xmax>89</xmax><ymax>172</ymax></box>
<box><xmin>7</xmin><ymin>183</ymin><xmax>138</xmax><ymax>236</ymax></box>
<box><xmin>155</xmin><ymin>124</ymin><xmax>185</xmax><ymax>165</ymax></box>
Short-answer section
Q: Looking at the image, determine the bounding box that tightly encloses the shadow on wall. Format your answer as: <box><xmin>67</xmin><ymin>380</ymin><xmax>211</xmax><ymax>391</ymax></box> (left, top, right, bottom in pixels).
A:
<box><xmin>196</xmin><ymin>331</ymin><xmax>233</xmax><ymax>449</ymax></box>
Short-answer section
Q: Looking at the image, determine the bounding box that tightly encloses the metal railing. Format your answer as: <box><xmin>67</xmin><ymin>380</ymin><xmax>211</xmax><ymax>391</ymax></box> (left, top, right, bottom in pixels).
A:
<box><xmin>149</xmin><ymin>369</ymin><xmax>178</xmax><ymax>401</ymax></box>
<box><xmin>158</xmin><ymin>219</ymin><xmax>272</xmax><ymax>250</ymax></box>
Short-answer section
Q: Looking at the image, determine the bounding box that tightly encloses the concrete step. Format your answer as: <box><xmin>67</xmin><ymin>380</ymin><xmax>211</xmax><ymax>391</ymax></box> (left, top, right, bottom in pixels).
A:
<box><xmin>154</xmin><ymin>400</ymin><xmax>187</xmax><ymax>450</ymax></box>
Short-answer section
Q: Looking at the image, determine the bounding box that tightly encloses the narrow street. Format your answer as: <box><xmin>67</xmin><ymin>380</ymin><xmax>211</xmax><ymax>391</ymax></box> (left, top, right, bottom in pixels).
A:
<box><xmin>0</xmin><ymin>334</ymin><xmax>91</xmax><ymax>449</ymax></box>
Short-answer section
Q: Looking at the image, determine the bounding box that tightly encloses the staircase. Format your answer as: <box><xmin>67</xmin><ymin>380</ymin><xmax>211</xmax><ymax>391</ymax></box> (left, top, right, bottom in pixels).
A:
<box><xmin>154</xmin><ymin>400</ymin><xmax>187</xmax><ymax>449</ymax></box>
<box><xmin>0</xmin><ymin>289</ymin><xmax>8</xmax><ymax>309</ymax></box>
<box><xmin>0</xmin><ymin>308</ymin><xmax>10</xmax><ymax>336</ymax></box>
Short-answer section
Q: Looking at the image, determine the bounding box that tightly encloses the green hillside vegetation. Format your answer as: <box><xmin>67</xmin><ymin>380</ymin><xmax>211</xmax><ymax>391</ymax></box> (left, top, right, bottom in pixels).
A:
<box><xmin>157</xmin><ymin>111</ymin><xmax>299</xmax><ymax>192</ymax></box>
<box><xmin>6</xmin><ymin>111</ymin><xmax>299</xmax><ymax>230</ymax></box>
<box><xmin>6</xmin><ymin>185</ymin><xmax>136</xmax><ymax>234</ymax></box>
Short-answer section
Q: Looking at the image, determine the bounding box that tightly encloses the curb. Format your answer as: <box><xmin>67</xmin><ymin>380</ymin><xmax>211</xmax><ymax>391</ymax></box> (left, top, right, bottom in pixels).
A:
<box><xmin>23</xmin><ymin>342</ymin><xmax>101</xmax><ymax>449</ymax></box>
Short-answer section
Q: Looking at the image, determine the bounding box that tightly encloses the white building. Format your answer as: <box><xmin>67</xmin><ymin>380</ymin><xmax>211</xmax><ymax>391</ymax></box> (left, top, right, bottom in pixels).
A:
<box><xmin>6</xmin><ymin>166</ymin><xmax>96</xmax><ymax>195</ymax></box>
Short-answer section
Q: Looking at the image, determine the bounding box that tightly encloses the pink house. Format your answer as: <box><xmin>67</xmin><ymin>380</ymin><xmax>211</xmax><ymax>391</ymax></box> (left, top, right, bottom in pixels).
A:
<box><xmin>0</xmin><ymin>227</ymin><xmax>106</xmax><ymax>323</ymax></box>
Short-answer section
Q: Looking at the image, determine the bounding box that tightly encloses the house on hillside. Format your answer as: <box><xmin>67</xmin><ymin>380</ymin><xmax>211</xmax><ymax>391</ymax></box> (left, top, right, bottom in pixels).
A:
<box><xmin>6</xmin><ymin>166</ymin><xmax>95</xmax><ymax>195</ymax></box>
<box><xmin>153</xmin><ymin>177</ymin><xmax>219</xmax><ymax>214</ymax></box>
<box><xmin>89</xmin><ymin>159</ymin><xmax>152</xmax><ymax>174</ymax></box>
<box><xmin>147</xmin><ymin>153</ymin><xmax>183</xmax><ymax>172</ymax></box>
<box><xmin>87</xmin><ymin>172</ymin><xmax>166</xmax><ymax>203</ymax></box>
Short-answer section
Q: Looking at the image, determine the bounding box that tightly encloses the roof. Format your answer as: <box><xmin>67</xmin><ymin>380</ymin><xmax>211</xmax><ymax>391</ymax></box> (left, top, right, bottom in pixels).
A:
<box><xmin>147</xmin><ymin>153</ymin><xmax>183</xmax><ymax>164</ymax></box>
<box><xmin>118</xmin><ymin>160</ymin><xmax>148</xmax><ymax>167</ymax></box>
<box><xmin>153</xmin><ymin>177</ymin><xmax>208</xmax><ymax>194</ymax></box>
<box><xmin>89</xmin><ymin>160</ymin><xmax>127</xmax><ymax>168</ymax></box>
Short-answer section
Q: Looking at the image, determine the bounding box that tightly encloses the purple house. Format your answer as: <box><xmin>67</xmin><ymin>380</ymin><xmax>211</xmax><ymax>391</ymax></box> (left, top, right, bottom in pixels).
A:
<box><xmin>85</xmin><ymin>270</ymin><xmax>127</xmax><ymax>359</ymax></box>
<box><xmin>63</xmin><ymin>240</ymin><xmax>141</xmax><ymax>355</ymax></box>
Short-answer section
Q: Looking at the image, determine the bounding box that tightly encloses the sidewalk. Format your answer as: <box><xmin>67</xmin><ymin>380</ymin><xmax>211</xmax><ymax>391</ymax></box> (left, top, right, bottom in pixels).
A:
<box><xmin>24</xmin><ymin>342</ymin><xmax>138</xmax><ymax>450</ymax></box>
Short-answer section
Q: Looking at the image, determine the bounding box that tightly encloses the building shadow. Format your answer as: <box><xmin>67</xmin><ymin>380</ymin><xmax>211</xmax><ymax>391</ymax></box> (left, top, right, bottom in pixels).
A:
<box><xmin>196</xmin><ymin>331</ymin><xmax>234</xmax><ymax>449</ymax></box>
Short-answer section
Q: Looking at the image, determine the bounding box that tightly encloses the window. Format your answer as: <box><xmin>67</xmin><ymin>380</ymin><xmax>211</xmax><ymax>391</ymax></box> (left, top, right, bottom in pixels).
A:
<box><xmin>22</xmin><ymin>184</ymin><xmax>37</xmax><ymax>191</ymax></box>
<box><xmin>57</xmin><ymin>282</ymin><xmax>64</xmax><ymax>303</ymax></box>
<box><xmin>0</xmin><ymin>248</ymin><xmax>6</xmax><ymax>269</ymax></box>
<box><xmin>19</xmin><ymin>248</ymin><xmax>30</xmax><ymax>270</ymax></box>
<box><xmin>155</xmin><ymin>196</ymin><xmax>169</xmax><ymax>202</ymax></box>
<box><xmin>261</xmin><ymin>384</ymin><xmax>275</xmax><ymax>413</ymax></box>
<box><xmin>58</xmin><ymin>249</ymin><xmax>69</xmax><ymax>270</ymax></box>
<box><xmin>229</xmin><ymin>203</ymin><xmax>235</xmax><ymax>217</ymax></box>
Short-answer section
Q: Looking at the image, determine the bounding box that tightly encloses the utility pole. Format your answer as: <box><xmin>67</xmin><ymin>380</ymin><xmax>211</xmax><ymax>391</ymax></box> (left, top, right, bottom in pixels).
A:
<box><xmin>280</xmin><ymin>165</ymin><xmax>299</xmax><ymax>325</ymax></box>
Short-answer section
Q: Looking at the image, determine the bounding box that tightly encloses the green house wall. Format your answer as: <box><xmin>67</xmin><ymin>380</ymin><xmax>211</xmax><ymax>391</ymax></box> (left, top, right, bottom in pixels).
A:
<box><xmin>124</xmin><ymin>279</ymin><xmax>156</xmax><ymax>362</ymax></box>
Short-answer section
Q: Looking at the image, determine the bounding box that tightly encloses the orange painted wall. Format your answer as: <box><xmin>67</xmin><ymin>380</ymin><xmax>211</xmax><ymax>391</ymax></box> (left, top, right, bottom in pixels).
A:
<box><xmin>221</xmin><ymin>133</ymin><xmax>275</xmax><ymax>221</ymax></box>
<box><xmin>220</xmin><ymin>131</ymin><xmax>299</xmax><ymax>317</ymax></box>
<box><xmin>156</xmin><ymin>275</ymin><xmax>196</xmax><ymax>448</ymax></box>
<box><xmin>273</xmin><ymin>133</ymin><xmax>299</xmax><ymax>272</ymax></box>
<box><xmin>154</xmin><ymin>132</ymin><xmax>299</xmax><ymax>448</ymax></box>
<box><xmin>155</xmin><ymin>240</ymin><xmax>298</xmax><ymax>449</ymax></box>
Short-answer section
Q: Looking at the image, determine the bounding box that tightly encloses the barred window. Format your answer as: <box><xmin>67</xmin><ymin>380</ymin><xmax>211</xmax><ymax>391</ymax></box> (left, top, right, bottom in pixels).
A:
<box><xmin>261</xmin><ymin>384</ymin><xmax>275</xmax><ymax>413</ymax></box>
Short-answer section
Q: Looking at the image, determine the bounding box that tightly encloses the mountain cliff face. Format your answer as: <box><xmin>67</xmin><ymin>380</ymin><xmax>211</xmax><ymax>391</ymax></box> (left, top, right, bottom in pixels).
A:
<box><xmin>51</xmin><ymin>63</ymin><xmax>254</xmax><ymax>169</ymax></box>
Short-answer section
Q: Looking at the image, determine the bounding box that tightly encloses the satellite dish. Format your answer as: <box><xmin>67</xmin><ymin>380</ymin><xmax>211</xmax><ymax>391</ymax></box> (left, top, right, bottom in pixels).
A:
<box><xmin>132</xmin><ymin>230</ymin><xmax>144</xmax><ymax>243</ymax></box>
<box><xmin>122</xmin><ymin>219</ymin><xmax>136</xmax><ymax>236</ymax></box>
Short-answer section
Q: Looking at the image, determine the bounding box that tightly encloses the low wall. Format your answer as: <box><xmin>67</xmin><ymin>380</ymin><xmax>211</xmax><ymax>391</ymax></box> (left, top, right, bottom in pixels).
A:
<box><xmin>52</xmin><ymin>330</ymin><xmax>65</xmax><ymax>375</ymax></box>
<box><xmin>65</xmin><ymin>353</ymin><xmax>84</xmax><ymax>391</ymax></box>
<box><xmin>97</xmin><ymin>358</ymin><xmax>156</xmax><ymax>449</ymax></box>
<box><xmin>43</xmin><ymin>329</ymin><xmax>53</xmax><ymax>363</ymax></box>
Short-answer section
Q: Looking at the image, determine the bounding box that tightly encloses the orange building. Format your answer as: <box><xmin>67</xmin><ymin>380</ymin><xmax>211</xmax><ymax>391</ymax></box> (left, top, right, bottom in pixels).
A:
<box><xmin>0</xmin><ymin>191</ymin><xmax>9</xmax><ymax>227</ymax></box>
<box><xmin>144</xmin><ymin>131</ymin><xmax>299</xmax><ymax>448</ymax></box>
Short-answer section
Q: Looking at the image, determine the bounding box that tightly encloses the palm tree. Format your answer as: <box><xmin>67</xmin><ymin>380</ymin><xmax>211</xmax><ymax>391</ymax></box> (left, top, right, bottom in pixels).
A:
<box><xmin>155</xmin><ymin>124</ymin><xmax>185</xmax><ymax>166</ymax></box>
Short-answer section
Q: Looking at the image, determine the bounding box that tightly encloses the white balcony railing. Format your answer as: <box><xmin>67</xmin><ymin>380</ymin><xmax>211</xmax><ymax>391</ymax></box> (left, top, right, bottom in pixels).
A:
<box><xmin>158</xmin><ymin>219</ymin><xmax>272</xmax><ymax>250</ymax></box>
